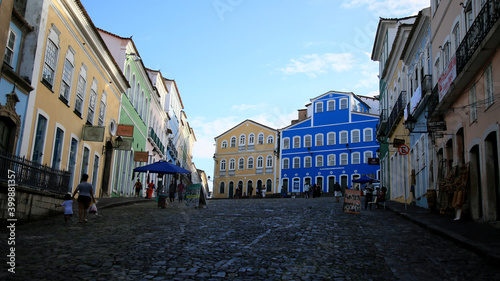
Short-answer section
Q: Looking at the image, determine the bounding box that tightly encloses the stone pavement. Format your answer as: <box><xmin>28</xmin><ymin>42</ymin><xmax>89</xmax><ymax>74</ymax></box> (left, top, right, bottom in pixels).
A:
<box><xmin>1</xmin><ymin>196</ymin><xmax>500</xmax><ymax>280</ymax></box>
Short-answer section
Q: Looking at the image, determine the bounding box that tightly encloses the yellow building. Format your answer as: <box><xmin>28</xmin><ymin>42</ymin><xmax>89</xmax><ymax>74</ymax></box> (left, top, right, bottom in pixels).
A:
<box><xmin>213</xmin><ymin>120</ymin><xmax>280</xmax><ymax>198</ymax></box>
<box><xmin>21</xmin><ymin>0</ymin><xmax>128</xmax><ymax>196</ymax></box>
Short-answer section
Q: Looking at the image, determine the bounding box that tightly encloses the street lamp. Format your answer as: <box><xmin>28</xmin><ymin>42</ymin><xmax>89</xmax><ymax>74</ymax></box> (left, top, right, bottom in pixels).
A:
<box><xmin>345</xmin><ymin>143</ymin><xmax>351</xmax><ymax>153</ymax></box>
<box><xmin>404</xmin><ymin>114</ymin><xmax>417</xmax><ymax>133</ymax></box>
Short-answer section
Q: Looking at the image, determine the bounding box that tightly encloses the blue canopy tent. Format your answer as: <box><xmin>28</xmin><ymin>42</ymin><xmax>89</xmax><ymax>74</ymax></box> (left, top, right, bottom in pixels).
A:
<box><xmin>133</xmin><ymin>160</ymin><xmax>190</xmax><ymax>174</ymax></box>
<box><xmin>352</xmin><ymin>175</ymin><xmax>380</xmax><ymax>183</ymax></box>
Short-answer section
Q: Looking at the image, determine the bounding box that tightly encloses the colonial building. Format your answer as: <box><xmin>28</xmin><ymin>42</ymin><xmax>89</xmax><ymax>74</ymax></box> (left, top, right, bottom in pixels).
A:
<box><xmin>430</xmin><ymin>0</ymin><xmax>500</xmax><ymax>224</ymax></box>
<box><xmin>372</xmin><ymin>15</ymin><xmax>416</xmax><ymax>203</ymax></box>
<box><xmin>213</xmin><ymin>120</ymin><xmax>279</xmax><ymax>199</ymax></box>
<box><xmin>279</xmin><ymin>91</ymin><xmax>380</xmax><ymax>194</ymax></box>
<box><xmin>19</xmin><ymin>0</ymin><xmax>127</xmax><ymax>197</ymax></box>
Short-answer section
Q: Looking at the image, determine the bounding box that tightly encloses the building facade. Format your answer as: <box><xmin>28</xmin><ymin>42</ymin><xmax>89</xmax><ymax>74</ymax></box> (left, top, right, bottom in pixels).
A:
<box><xmin>279</xmin><ymin>91</ymin><xmax>380</xmax><ymax>195</ymax></box>
<box><xmin>213</xmin><ymin>120</ymin><xmax>279</xmax><ymax>199</ymax></box>
<box><xmin>372</xmin><ymin>16</ymin><xmax>416</xmax><ymax>203</ymax></box>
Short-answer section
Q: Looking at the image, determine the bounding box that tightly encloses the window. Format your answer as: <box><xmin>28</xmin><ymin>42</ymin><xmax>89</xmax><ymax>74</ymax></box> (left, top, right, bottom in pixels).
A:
<box><xmin>328</xmin><ymin>154</ymin><xmax>336</xmax><ymax>166</ymax></box>
<box><xmin>316</xmin><ymin>102</ymin><xmax>323</xmax><ymax>113</ymax></box>
<box><xmin>283</xmin><ymin>158</ymin><xmax>289</xmax><ymax>169</ymax></box>
<box><xmin>32</xmin><ymin>114</ymin><xmax>48</xmax><ymax>164</ymax></box>
<box><xmin>485</xmin><ymin>64</ymin><xmax>494</xmax><ymax>108</ymax></box>
<box><xmin>248</xmin><ymin>133</ymin><xmax>255</xmax><ymax>144</ymax></box>
<box><xmin>293</xmin><ymin>157</ymin><xmax>300</xmax><ymax>168</ymax></box>
<box><xmin>52</xmin><ymin>127</ymin><xmax>64</xmax><ymax>169</ymax></box>
<box><xmin>81</xmin><ymin>146</ymin><xmax>90</xmax><ymax>177</ymax></box>
<box><xmin>340</xmin><ymin>98</ymin><xmax>348</xmax><ymax>109</ymax></box>
<box><xmin>238</xmin><ymin>158</ymin><xmax>244</xmax><ymax>169</ymax></box>
<box><xmin>42</xmin><ymin>26</ymin><xmax>61</xmax><ymax>87</ymax></box>
<box><xmin>465</xmin><ymin>3</ymin><xmax>473</xmax><ymax>30</ymax></box>
<box><xmin>248</xmin><ymin>157</ymin><xmax>254</xmax><ymax>169</ymax></box>
<box><xmin>469</xmin><ymin>84</ymin><xmax>477</xmax><ymax>123</ymax></box>
<box><xmin>327</xmin><ymin>132</ymin><xmax>336</xmax><ymax>145</ymax></box>
<box><xmin>239</xmin><ymin>134</ymin><xmax>246</xmax><ymax>146</ymax></box>
<box><xmin>283</xmin><ymin>138</ymin><xmax>290</xmax><ymax>149</ymax></box>
<box><xmin>327</xmin><ymin>100</ymin><xmax>335</xmax><ymax>111</ymax></box>
<box><xmin>134</xmin><ymin>82</ymin><xmax>140</xmax><ymax>110</ymax></box>
<box><xmin>340</xmin><ymin>131</ymin><xmax>348</xmax><ymax>144</ymax></box>
<box><xmin>219</xmin><ymin>182</ymin><xmax>225</xmax><ymax>194</ymax></box>
<box><xmin>442</xmin><ymin>42</ymin><xmax>451</xmax><ymax>68</ymax></box>
<box><xmin>352</xmin><ymin>152</ymin><xmax>360</xmax><ymax>164</ymax></box>
<box><xmin>352</xmin><ymin>130</ymin><xmax>360</xmax><ymax>143</ymax></box>
<box><xmin>4</xmin><ymin>29</ymin><xmax>16</xmax><ymax>66</ymax></box>
<box><xmin>293</xmin><ymin>136</ymin><xmax>300</xmax><ymax>148</ymax></box>
<box><xmin>266</xmin><ymin>155</ymin><xmax>273</xmax><ymax>167</ymax></box>
<box><xmin>59</xmin><ymin>50</ymin><xmax>75</xmax><ymax>104</ymax></box>
<box><xmin>316</xmin><ymin>155</ymin><xmax>323</xmax><ymax>167</ymax></box>
<box><xmin>267</xmin><ymin>136</ymin><xmax>274</xmax><ymax>144</ymax></box>
<box><xmin>230</xmin><ymin>136</ymin><xmax>236</xmax><ymax>147</ymax></box>
<box><xmin>130</xmin><ymin>75</ymin><xmax>136</xmax><ymax>105</ymax></box>
<box><xmin>304</xmin><ymin>135</ymin><xmax>312</xmax><ymax>147</ymax></box>
<box><xmin>340</xmin><ymin>153</ymin><xmax>348</xmax><ymax>165</ymax></box>
<box><xmin>220</xmin><ymin>159</ymin><xmax>226</xmax><ymax>170</ymax></box>
<box><xmin>257</xmin><ymin>156</ymin><xmax>264</xmax><ymax>168</ymax></box>
<box><xmin>434</xmin><ymin>58</ymin><xmax>441</xmax><ymax>83</ymax></box>
<box><xmin>125</xmin><ymin>65</ymin><xmax>131</xmax><ymax>97</ymax></box>
<box><xmin>315</xmin><ymin>134</ymin><xmax>323</xmax><ymax>146</ymax></box>
<box><xmin>221</xmin><ymin>140</ymin><xmax>228</xmax><ymax>148</ymax></box>
<box><xmin>364</xmin><ymin>151</ymin><xmax>373</xmax><ymax>163</ymax></box>
<box><xmin>258</xmin><ymin>133</ymin><xmax>264</xmax><ymax>145</ymax></box>
<box><xmin>229</xmin><ymin>159</ymin><xmax>236</xmax><ymax>170</ymax></box>
<box><xmin>452</xmin><ymin>23</ymin><xmax>460</xmax><ymax>51</ymax></box>
<box><xmin>98</xmin><ymin>91</ymin><xmax>107</xmax><ymax>126</ymax></box>
<box><xmin>363</xmin><ymin>128</ymin><xmax>373</xmax><ymax>142</ymax></box>
<box><xmin>67</xmin><ymin>137</ymin><xmax>78</xmax><ymax>192</ymax></box>
<box><xmin>92</xmin><ymin>154</ymin><xmax>100</xmax><ymax>190</ymax></box>
<box><xmin>86</xmin><ymin>80</ymin><xmax>98</xmax><ymax>125</ymax></box>
<box><xmin>304</xmin><ymin>156</ymin><xmax>312</xmax><ymax>168</ymax></box>
<box><xmin>74</xmin><ymin>65</ymin><xmax>87</xmax><ymax>117</ymax></box>
<box><xmin>266</xmin><ymin>179</ymin><xmax>272</xmax><ymax>192</ymax></box>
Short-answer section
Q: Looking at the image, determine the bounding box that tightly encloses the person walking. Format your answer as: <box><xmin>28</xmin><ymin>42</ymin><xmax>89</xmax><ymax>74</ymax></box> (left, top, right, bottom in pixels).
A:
<box><xmin>333</xmin><ymin>181</ymin><xmax>342</xmax><ymax>202</ymax></box>
<box><xmin>303</xmin><ymin>182</ymin><xmax>310</xmax><ymax>199</ymax></box>
<box><xmin>72</xmin><ymin>174</ymin><xmax>95</xmax><ymax>223</ymax></box>
<box><xmin>54</xmin><ymin>194</ymin><xmax>74</xmax><ymax>223</ymax></box>
<box><xmin>169</xmin><ymin>180</ymin><xmax>176</xmax><ymax>203</ymax></box>
<box><xmin>134</xmin><ymin>179</ymin><xmax>142</xmax><ymax>198</ymax></box>
<box><xmin>147</xmin><ymin>180</ymin><xmax>155</xmax><ymax>199</ymax></box>
<box><xmin>177</xmin><ymin>180</ymin><xmax>185</xmax><ymax>202</ymax></box>
<box><xmin>364</xmin><ymin>186</ymin><xmax>373</xmax><ymax>210</ymax></box>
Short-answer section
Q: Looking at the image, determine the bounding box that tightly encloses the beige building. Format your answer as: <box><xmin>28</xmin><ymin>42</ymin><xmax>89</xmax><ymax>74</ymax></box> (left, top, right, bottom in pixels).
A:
<box><xmin>213</xmin><ymin>120</ymin><xmax>280</xmax><ymax>198</ymax></box>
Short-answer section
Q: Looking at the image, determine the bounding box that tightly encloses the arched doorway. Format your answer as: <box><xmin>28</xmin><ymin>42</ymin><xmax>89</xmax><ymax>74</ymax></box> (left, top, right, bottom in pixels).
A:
<box><xmin>485</xmin><ymin>132</ymin><xmax>500</xmax><ymax>221</ymax></box>
<box><xmin>247</xmin><ymin>180</ymin><xmax>253</xmax><ymax>197</ymax></box>
<box><xmin>0</xmin><ymin>92</ymin><xmax>21</xmax><ymax>154</ymax></box>
<box><xmin>256</xmin><ymin>180</ymin><xmax>263</xmax><ymax>196</ymax></box>
<box><xmin>228</xmin><ymin>181</ymin><xmax>234</xmax><ymax>198</ymax></box>
<box><xmin>469</xmin><ymin>145</ymin><xmax>483</xmax><ymax>220</ymax></box>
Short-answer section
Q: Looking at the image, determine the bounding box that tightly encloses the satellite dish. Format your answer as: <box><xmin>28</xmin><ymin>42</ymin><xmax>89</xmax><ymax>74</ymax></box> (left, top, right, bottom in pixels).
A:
<box><xmin>109</xmin><ymin>119</ymin><xmax>117</xmax><ymax>136</ymax></box>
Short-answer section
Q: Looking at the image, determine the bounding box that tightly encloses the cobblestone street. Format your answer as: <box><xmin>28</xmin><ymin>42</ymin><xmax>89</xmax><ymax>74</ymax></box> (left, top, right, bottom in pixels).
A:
<box><xmin>2</xmin><ymin>197</ymin><xmax>500</xmax><ymax>280</ymax></box>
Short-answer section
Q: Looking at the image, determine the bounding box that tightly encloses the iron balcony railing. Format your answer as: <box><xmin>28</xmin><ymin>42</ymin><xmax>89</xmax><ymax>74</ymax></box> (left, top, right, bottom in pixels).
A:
<box><xmin>376</xmin><ymin>109</ymin><xmax>388</xmax><ymax>138</ymax></box>
<box><xmin>0</xmin><ymin>151</ymin><xmax>71</xmax><ymax>194</ymax></box>
<box><xmin>168</xmin><ymin>138</ymin><xmax>178</xmax><ymax>160</ymax></box>
<box><xmin>148</xmin><ymin>127</ymin><xmax>165</xmax><ymax>155</ymax></box>
<box><xmin>387</xmin><ymin>91</ymin><xmax>407</xmax><ymax>133</ymax></box>
<box><xmin>456</xmin><ymin>0</ymin><xmax>500</xmax><ymax>74</ymax></box>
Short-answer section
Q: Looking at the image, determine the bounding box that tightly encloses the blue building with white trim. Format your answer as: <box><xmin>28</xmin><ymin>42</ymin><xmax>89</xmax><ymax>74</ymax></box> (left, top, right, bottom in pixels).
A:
<box><xmin>279</xmin><ymin>91</ymin><xmax>380</xmax><ymax>194</ymax></box>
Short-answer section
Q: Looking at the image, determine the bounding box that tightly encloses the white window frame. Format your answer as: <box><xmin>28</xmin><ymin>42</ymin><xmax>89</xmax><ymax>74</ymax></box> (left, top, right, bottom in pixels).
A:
<box><xmin>74</xmin><ymin>64</ymin><xmax>87</xmax><ymax>117</ymax></box>
<box><xmin>229</xmin><ymin>159</ymin><xmax>236</xmax><ymax>170</ymax></box>
<box><xmin>351</xmin><ymin>130</ymin><xmax>360</xmax><ymax>143</ymax></box>
<box><xmin>485</xmin><ymin>64</ymin><xmax>494</xmax><ymax>109</ymax></box>
<box><xmin>327</xmin><ymin>100</ymin><xmax>335</xmax><ymax>111</ymax></box>
<box><xmin>328</xmin><ymin>154</ymin><xmax>336</xmax><ymax>166</ymax></box>
<box><xmin>283</xmin><ymin>158</ymin><xmax>289</xmax><ymax>169</ymax></box>
<box><xmin>293</xmin><ymin>157</ymin><xmax>300</xmax><ymax>168</ymax></box>
<box><xmin>266</xmin><ymin>155</ymin><xmax>273</xmax><ymax>167</ymax></box>
<box><xmin>230</xmin><ymin>136</ymin><xmax>236</xmax><ymax>147</ymax></box>
<box><xmin>4</xmin><ymin>28</ymin><xmax>17</xmax><ymax>67</ymax></box>
<box><xmin>316</xmin><ymin>102</ymin><xmax>323</xmax><ymax>113</ymax></box>
<box><xmin>31</xmin><ymin>110</ymin><xmax>50</xmax><ymax>164</ymax></box>
<box><xmin>248</xmin><ymin>133</ymin><xmax>255</xmax><ymax>145</ymax></box>
<box><xmin>257</xmin><ymin>156</ymin><xmax>264</xmax><ymax>168</ymax></box>
<box><xmin>247</xmin><ymin>157</ymin><xmax>254</xmax><ymax>169</ymax></box>
<box><xmin>258</xmin><ymin>133</ymin><xmax>264</xmax><ymax>145</ymax></box>
<box><xmin>59</xmin><ymin>48</ymin><xmax>76</xmax><ymax>105</ymax></box>
<box><xmin>304</xmin><ymin>156</ymin><xmax>312</xmax><ymax>168</ymax></box>
<box><xmin>340</xmin><ymin>153</ymin><xmax>348</xmax><ymax>165</ymax></box>
<box><xmin>364</xmin><ymin>151</ymin><xmax>373</xmax><ymax>163</ymax></box>
<box><xmin>239</xmin><ymin>134</ymin><xmax>246</xmax><ymax>146</ymax></box>
<box><xmin>220</xmin><ymin>159</ymin><xmax>227</xmax><ymax>171</ymax></box>
<box><xmin>340</xmin><ymin>98</ymin><xmax>348</xmax><ymax>110</ymax></box>
<box><xmin>340</xmin><ymin>131</ymin><xmax>348</xmax><ymax>144</ymax></box>
<box><xmin>98</xmin><ymin>91</ymin><xmax>107</xmax><ymax>126</ymax></box>
<box><xmin>304</xmin><ymin>135</ymin><xmax>312</xmax><ymax>147</ymax></box>
<box><xmin>41</xmin><ymin>26</ymin><xmax>60</xmax><ymax>88</ymax></box>
<box><xmin>86</xmin><ymin>79</ymin><xmax>98</xmax><ymax>125</ymax></box>
<box><xmin>352</xmin><ymin>152</ymin><xmax>361</xmax><ymax>164</ymax></box>
<box><xmin>51</xmin><ymin>123</ymin><xmax>65</xmax><ymax>170</ymax></box>
<box><xmin>293</xmin><ymin>136</ymin><xmax>301</xmax><ymax>148</ymax></box>
<box><xmin>238</xmin><ymin>158</ymin><xmax>245</xmax><ymax>170</ymax></box>
<box><xmin>221</xmin><ymin>140</ymin><xmax>228</xmax><ymax>148</ymax></box>
<box><xmin>363</xmin><ymin>128</ymin><xmax>373</xmax><ymax>142</ymax></box>
<box><xmin>315</xmin><ymin>134</ymin><xmax>324</xmax><ymax>146</ymax></box>
<box><xmin>267</xmin><ymin>135</ymin><xmax>274</xmax><ymax>144</ymax></box>
<box><xmin>283</xmin><ymin>138</ymin><xmax>290</xmax><ymax>149</ymax></box>
<box><xmin>316</xmin><ymin>155</ymin><xmax>324</xmax><ymax>167</ymax></box>
<box><xmin>327</xmin><ymin>132</ymin><xmax>336</xmax><ymax>145</ymax></box>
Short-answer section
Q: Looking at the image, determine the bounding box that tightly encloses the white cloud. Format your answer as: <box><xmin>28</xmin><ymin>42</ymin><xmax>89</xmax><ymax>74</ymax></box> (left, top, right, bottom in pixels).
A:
<box><xmin>341</xmin><ymin>0</ymin><xmax>429</xmax><ymax>17</ymax></box>
<box><xmin>280</xmin><ymin>53</ymin><xmax>355</xmax><ymax>78</ymax></box>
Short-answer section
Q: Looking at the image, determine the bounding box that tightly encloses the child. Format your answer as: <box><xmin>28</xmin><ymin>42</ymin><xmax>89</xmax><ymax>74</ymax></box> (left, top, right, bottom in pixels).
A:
<box><xmin>55</xmin><ymin>194</ymin><xmax>74</xmax><ymax>223</ymax></box>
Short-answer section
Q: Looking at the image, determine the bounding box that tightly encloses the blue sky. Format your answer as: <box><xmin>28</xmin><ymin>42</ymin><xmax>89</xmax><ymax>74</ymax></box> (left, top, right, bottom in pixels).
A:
<box><xmin>80</xmin><ymin>0</ymin><xmax>429</xmax><ymax>190</ymax></box>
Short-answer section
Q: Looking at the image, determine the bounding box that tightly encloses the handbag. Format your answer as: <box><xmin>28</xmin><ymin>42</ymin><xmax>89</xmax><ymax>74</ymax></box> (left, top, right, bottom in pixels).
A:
<box><xmin>88</xmin><ymin>203</ymin><xmax>98</xmax><ymax>214</ymax></box>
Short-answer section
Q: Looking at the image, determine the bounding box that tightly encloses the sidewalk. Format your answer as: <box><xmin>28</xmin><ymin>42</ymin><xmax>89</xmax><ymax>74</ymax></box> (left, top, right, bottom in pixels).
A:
<box><xmin>383</xmin><ymin>200</ymin><xmax>500</xmax><ymax>264</ymax></box>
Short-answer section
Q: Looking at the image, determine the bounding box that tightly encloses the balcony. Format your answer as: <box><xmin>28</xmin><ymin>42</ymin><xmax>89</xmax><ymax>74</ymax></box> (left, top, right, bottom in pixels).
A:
<box><xmin>0</xmin><ymin>151</ymin><xmax>71</xmax><ymax>194</ymax></box>
<box><xmin>168</xmin><ymin>139</ymin><xmax>178</xmax><ymax>160</ymax></box>
<box><xmin>421</xmin><ymin>75</ymin><xmax>432</xmax><ymax>94</ymax></box>
<box><xmin>376</xmin><ymin>109</ymin><xmax>388</xmax><ymax>138</ymax></box>
<box><xmin>387</xmin><ymin>91</ymin><xmax>407</xmax><ymax>134</ymax></box>
<box><xmin>456</xmin><ymin>0</ymin><xmax>500</xmax><ymax>74</ymax></box>
<box><xmin>148</xmin><ymin>127</ymin><xmax>165</xmax><ymax>156</ymax></box>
